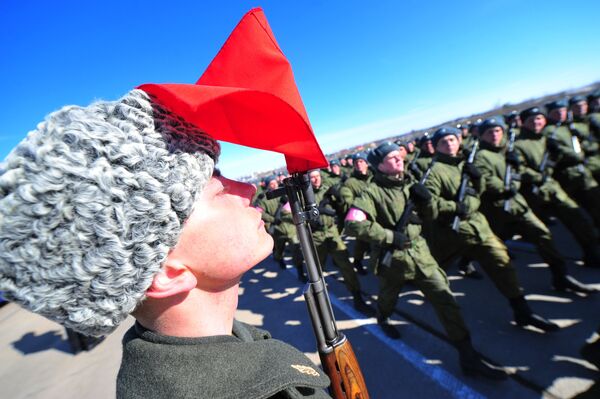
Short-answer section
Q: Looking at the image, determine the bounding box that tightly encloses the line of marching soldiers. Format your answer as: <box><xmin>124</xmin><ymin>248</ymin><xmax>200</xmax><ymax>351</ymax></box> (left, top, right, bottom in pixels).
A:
<box><xmin>252</xmin><ymin>91</ymin><xmax>600</xmax><ymax>380</ymax></box>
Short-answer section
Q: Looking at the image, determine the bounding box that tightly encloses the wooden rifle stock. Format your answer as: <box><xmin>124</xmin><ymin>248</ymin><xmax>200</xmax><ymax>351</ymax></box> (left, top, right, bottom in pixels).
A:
<box><xmin>278</xmin><ymin>173</ymin><xmax>369</xmax><ymax>399</ymax></box>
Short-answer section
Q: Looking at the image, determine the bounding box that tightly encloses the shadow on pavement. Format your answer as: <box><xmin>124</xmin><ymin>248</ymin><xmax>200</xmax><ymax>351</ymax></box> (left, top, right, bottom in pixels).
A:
<box><xmin>12</xmin><ymin>330</ymin><xmax>72</xmax><ymax>355</ymax></box>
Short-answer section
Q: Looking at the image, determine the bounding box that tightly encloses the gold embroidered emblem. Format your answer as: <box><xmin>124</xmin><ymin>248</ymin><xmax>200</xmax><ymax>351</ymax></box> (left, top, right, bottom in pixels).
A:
<box><xmin>291</xmin><ymin>364</ymin><xmax>320</xmax><ymax>377</ymax></box>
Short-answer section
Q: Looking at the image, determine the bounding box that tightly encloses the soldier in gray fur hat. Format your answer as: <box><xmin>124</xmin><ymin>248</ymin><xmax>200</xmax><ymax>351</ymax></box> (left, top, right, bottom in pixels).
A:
<box><xmin>0</xmin><ymin>7</ymin><xmax>335</xmax><ymax>398</ymax></box>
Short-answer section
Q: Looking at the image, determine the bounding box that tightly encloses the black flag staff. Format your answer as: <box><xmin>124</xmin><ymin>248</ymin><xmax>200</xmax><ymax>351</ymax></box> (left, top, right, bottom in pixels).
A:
<box><xmin>268</xmin><ymin>173</ymin><xmax>370</xmax><ymax>399</ymax></box>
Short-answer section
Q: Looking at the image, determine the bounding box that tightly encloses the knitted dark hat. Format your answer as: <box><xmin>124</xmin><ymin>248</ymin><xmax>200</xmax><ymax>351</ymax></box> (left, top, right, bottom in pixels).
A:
<box><xmin>546</xmin><ymin>98</ymin><xmax>568</xmax><ymax>112</ymax></box>
<box><xmin>520</xmin><ymin>106</ymin><xmax>546</xmax><ymax>122</ymax></box>
<box><xmin>479</xmin><ymin>116</ymin><xmax>506</xmax><ymax>135</ymax></box>
<box><xmin>367</xmin><ymin>142</ymin><xmax>399</xmax><ymax>167</ymax></box>
<box><xmin>353</xmin><ymin>152</ymin><xmax>368</xmax><ymax>162</ymax></box>
<box><xmin>569</xmin><ymin>95</ymin><xmax>587</xmax><ymax>106</ymax></box>
<box><xmin>432</xmin><ymin>127</ymin><xmax>460</xmax><ymax>147</ymax></box>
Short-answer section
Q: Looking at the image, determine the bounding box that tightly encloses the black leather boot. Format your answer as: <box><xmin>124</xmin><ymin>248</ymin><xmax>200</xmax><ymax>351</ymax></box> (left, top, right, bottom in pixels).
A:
<box><xmin>583</xmin><ymin>245</ymin><xmax>600</xmax><ymax>268</ymax></box>
<box><xmin>509</xmin><ymin>296</ymin><xmax>559</xmax><ymax>332</ymax></box>
<box><xmin>377</xmin><ymin>315</ymin><xmax>401</xmax><ymax>339</ymax></box>
<box><xmin>455</xmin><ymin>337</ymin><xmax>508</xmax><ymax>380</ymax></box>
<box><xmin>458</xmin><ymin>257</ymin><xmax>483</xmax><ymax>280</ymax></box>
<box><xmin>553</xmin><ymin>275</ymin><xmax>598</xmax><ymax>294</ymax></box>
<box><xmin>352</xmin><ymin>291</ymin><xmax>375</xmax><ymax>317</ymax></box>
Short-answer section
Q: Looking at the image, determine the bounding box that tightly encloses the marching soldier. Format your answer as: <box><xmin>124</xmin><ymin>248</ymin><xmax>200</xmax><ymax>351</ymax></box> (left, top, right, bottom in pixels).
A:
<box><xmin>475</xmin><ymin>117</ymin><xmax>596</xmax><ymax>293</ymax></box>
<box><xmin>544</xmin><ymin>99</ymin><xmax>600</xmax><ymax>228</ymax></box>
<box><xmin>568</xmin><ymin>95</ymin><xmax>600</xmax><ymax>182</ymax></box>
<box><xmin>308</xmin><ymin>170</ymin><xmax>374</xmax><ymax>316</ymax></box>
<box><xmin>339</xmin><ymin>152</ymin><xmax>373</xmax><ymax>274</ymax></box>
<box><xmin>588</xmin><ymin>90</ymin><xmax>600</xmax><ymax>136</ymax></box>
<box><xmin>411</xmin><ymin>133</ymin><xmax>435</xmax><ymax>179</ymax></box>
<box><xmin>423</xmin><ymin>127</ymin><xmax>559</xmax><ymax>332</ymax></box>
<box><xmin>322</xmin><ymin>159</ymin><xmax>346</xmax><ymax>186</ymax></box>
<box><xmin>514</xmin><ymin>106</ymin><xmax>600</xmax><ymax>267</ymax></box>
<box><xmin>345</xmin><ymin>142</ymin><xmax>507</xmax><ymax>380</ymax></box>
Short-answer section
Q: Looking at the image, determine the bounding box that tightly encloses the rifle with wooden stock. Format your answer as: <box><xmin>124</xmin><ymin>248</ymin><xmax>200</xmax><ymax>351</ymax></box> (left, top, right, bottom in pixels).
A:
<box><xmin>267</xmin><ymin>173</ymin><xmax>370</xmax><ymax>399</ymax></box>
<box><xmin>452</xmin><ymin>140</ymin><xmax>479</xmax><ymax>231</ymax></box>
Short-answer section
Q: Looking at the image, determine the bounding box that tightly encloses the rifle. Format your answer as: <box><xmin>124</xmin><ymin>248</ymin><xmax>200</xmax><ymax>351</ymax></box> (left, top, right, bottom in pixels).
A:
<box><xmin>268</xmin><ymin>173</ymin><xmax>370</xmax><ymax>399</ymax></box>
<box><xmin>503</xmin><ymin>122</ymin><xmax>517</xmax><ymax>212</ymax></box>
<box><xmin>566</xmin><ymin>110</ymin><xmax>586</xmax><ymax>174</ymax></box>
<box><xmin>452</xmin><ymin>140</ymin><xmax>479</xmax><ymax>231</ymax></box>
<box><xmin>380</xmin><ymin>158</ymin><xmax>435</xmax><ymax>268</ymax></box>
<box><xmin>532</xmin><ymin>125</ymin><xmax>560</xmax><ymax>195</ymax></box>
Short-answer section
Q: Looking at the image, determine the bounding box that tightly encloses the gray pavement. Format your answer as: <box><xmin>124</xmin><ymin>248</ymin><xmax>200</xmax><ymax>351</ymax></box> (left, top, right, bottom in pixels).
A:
<box><xmin>1</xmin><ymin>220</ymin><xmax>599</xmax><ymax>398</ymax></box>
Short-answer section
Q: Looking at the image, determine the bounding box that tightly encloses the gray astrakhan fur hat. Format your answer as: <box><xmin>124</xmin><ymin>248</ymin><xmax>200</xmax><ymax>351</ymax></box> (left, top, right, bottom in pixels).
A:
<box><xmin>0</xmin><ymin>89</ymin><xmax>220</xmax><ymax>336</ymax></box>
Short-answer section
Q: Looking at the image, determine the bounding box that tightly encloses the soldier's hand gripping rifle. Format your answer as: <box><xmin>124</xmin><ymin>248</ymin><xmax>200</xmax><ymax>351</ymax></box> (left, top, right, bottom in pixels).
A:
<box><xmin>267</xmin><ymin>173</ymin><xmax>370</xmax><ymax>399</ymax></box>
<box><xmin>380</xmin><ymin>158</ymin><xmax>435</xmax><ymax>268</ymax></box>
<box><xmin>503</xmin><ymin>122</ymin><xmax>517</xmax><ymax>212</ymax></box>
<box><xmin>452</xmin><ymin>140</ymin><xmax>479</xmax><ymax>231</ymax></box>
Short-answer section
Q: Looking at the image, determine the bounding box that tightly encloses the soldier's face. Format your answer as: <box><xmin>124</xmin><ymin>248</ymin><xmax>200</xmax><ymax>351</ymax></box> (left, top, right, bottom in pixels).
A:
<box><xmin>355</xmin><ymin>158</ymin><xmax>369</xmax><ymax>175</ymax></box>
<box><xmin>571</xmin><ymin>101</ymin><xmax>588</xmax><ymax>117</ymax></box>
<box><xmin>267</xmin><ymin>179</ymin><xmax>279</xmax><ymax>191</ymax></box>
<box><xmin>481</xmin><ymin>126</ymin><xmax>504</xmax><ymax>147</ymax></box>
<box><xmin>436</xmin><ymin>135</ymin><xmax>460</xmax><ymax>157</ymax></box>
<box><xmin>347</xmin><ymin>158</ymin><xmax>353</xmax><ymax>166</ymax></box>
<box><xmin>331</xmin><ymin>164</ymin><xmax>341</xmax><ymax>175</ymax></box>
<box><xmin>549</xmin><ymin>107</ymin><xmax>567</xmax><ymax>123</ymax></box>
<box><xmin>170</xmin><ymin>176</ymin><xmax>273</xmax><ymax>291</ymax></box>
<box><xmin>407</xmin><ymin>142</ymin><xmax>415</xmax><ymax>152</ymax></box>
<box><xmin>524</xmin><ymin>114</ymin><xmax>546</xmax><ymax>134</ymax></box>
<box><xmin>422</xmin><ymin>140</ymin><xmax>434</xmax><ymax>154</ymax></box>
<box><xmin>398</xmin><ymin>146</ymin><xmax>407</xmax><ymax>159</ymax></box>
<box><xmin>377</xmin><ymin>150</ymin><xmax>404</xmax><ymax>175</ymax></box>
<box><xmin>309</xmin><ymin>171</ymin><xmax>322</xmax><ymax>188</ymax></box>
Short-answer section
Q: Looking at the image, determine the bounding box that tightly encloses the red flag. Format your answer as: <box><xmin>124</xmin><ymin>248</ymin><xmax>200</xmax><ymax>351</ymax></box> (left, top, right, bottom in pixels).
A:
<box><xmin>138</xmin><ymin>8</ymin><xmax>327</xmax><ymax>173</ymax></box>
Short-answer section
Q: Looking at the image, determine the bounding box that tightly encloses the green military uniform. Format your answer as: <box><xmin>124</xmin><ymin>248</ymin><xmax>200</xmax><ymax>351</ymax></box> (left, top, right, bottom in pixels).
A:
<box><xmin>475</xmin><ymin>139</ymin><xmax>589</xmax><ymax>291</ymax></box>
<box><xmin>255</xmin><ymin>193</ymin><xmax>303</xmax><ymax>274</ymax></box>
<box><xmin>411</xmin><ymin>152</ymin><xmax>434</xmax><ymax>180</ymax></box>
<box><xmin>339</xmin><ymin>169</ymin><xmax>373</xmax><ymax>271</ymax></box>
<box><xmin>118</xmin><ymin>320</ymin><xmax>331</xmax><ymax>399</ymax></box>
<box><xmin>423</xmin><ymin>152</ymin><xmax>523</xmax><ymax>300</ymax></box>
<box><xmin>346</xmin><ymin>171</ymin><xmax>469</xmax><ymax>342</ymax></box>
<box><xmin>312</xmin><ymin>178</ymin><xmax>362</xmax><ymax>295</ymax></box>
<box><xmin>252</xmin><ymin>183</ymin><xmax>266</xmax><ymax>206</ymax></box>
<box><xmin>513</xmin><ymin>126</ymin><xmax>600</xmax><ymax>265</ymax></box>
<box><xmin>543</xmin><ymin>121</ymin><xmax>600</xmax><ymax>227</ymax></box>
<box><xmin>422</xmin><ymin>128</ymin><xmax>558</xmax><ymax>332</ymax></box>
<box><xmin>570</xmin><ymin>115</ymin><xmax>600</xmax><ymax>182</ymax></box>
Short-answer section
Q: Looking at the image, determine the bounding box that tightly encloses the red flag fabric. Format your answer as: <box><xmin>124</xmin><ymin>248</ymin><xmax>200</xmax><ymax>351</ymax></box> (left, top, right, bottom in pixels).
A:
<box><xmin>138</xmin><ymin>8</ymin><xmax>327</xmax><ymax>173</ymax></box>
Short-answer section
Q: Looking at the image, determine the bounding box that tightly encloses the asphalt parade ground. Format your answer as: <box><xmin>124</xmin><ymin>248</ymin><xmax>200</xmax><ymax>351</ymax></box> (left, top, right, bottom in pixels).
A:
<box><xmin>1</xmin><ymin>221</ymin><xmax>599</xmax><ymax>398</ymax></box>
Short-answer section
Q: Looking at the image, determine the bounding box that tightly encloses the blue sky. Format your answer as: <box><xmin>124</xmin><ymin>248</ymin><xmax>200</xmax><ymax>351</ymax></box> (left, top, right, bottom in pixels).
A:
<box><xmin>1</xmin><ymin>0</ymin><xmax>599</xmax><ymax>178</ymax></box>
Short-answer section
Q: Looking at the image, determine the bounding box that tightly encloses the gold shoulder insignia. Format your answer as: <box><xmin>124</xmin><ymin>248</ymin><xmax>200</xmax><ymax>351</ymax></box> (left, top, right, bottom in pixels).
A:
<box><xmin>291</xmin><ymin>364</ymin><xmax>320</xmax><ymax>377</ymax></box>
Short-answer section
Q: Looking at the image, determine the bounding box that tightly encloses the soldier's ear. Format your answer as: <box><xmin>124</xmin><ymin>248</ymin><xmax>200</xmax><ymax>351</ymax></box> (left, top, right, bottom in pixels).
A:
<box><xmin>146</xmin><ymin>261</ymin><xmax>197</xmax><ymax>299</ymax></box>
